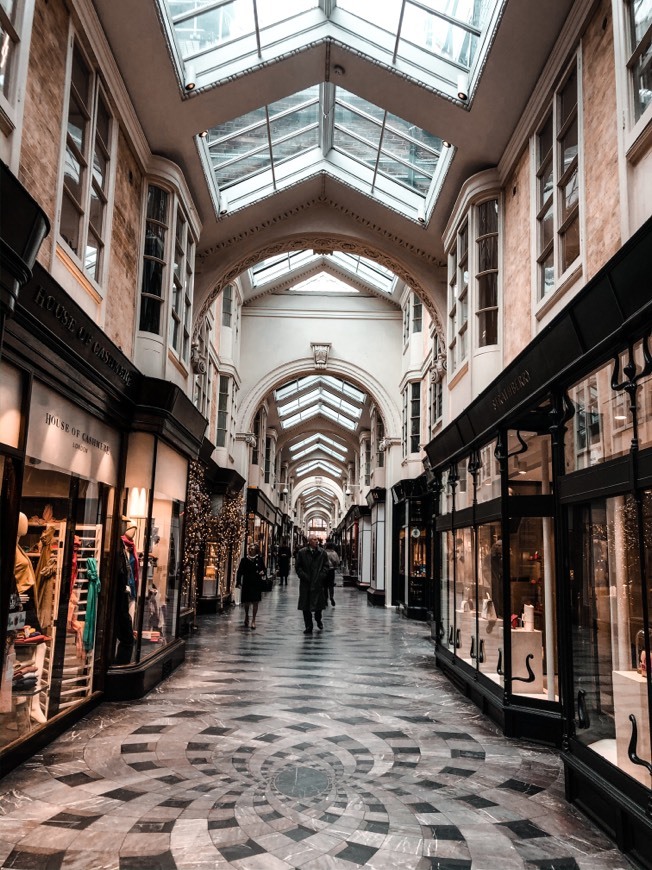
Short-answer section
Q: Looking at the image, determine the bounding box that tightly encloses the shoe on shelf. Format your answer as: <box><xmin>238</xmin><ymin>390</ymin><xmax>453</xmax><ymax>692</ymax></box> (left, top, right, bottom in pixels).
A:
<box><xmin>303</xmin><ymin>628</ymin><xmax>312</xmax><ymax>634</ymax></box>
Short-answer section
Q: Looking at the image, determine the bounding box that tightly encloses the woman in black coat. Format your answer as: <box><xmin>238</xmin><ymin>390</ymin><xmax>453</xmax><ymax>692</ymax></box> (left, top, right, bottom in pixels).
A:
<box><xmin>236</xmin><ymin>544</ymin><xmax>266</xmax><ymax>630</ymax></box>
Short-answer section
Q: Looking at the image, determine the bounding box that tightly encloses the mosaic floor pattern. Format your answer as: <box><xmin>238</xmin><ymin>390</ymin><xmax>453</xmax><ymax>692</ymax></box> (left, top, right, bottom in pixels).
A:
<box><xmin>0</xmin><ymin>577</ymin><xmax>635</xmax><ymax>869</ymax></box>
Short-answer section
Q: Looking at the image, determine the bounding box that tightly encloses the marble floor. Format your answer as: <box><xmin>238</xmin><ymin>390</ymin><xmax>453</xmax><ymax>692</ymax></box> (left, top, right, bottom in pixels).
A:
<box><xmin>0</xmin><ymin>578</ymin><xmax>636</xmax><ymax>870</ymax></box>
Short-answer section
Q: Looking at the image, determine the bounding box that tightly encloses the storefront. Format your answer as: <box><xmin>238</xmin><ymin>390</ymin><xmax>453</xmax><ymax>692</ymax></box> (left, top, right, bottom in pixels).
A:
<box><xmin>196</xmin><ymin>450</ymin><xmax>245</xmax><ymax>615</ymax></box>
<box><xmin>425</xmin><ymin>217</ymin><xmax>652</xmax><ymax>865</ymax></box>
<box><xmin>246</xmin><ymin>487</ymin><xmax>276</xmax><ymax>568</ymax></box>
<box><xmin>366</xmin><ymin>487</ymin><xmax>386</xmax><ymax>606</ymax></box>
<box><xmin>339</xmin><ymin>505</ymin><xmax>359</xmax><ymax>586</ymax></box>
<box><xmin>391</xmin><ymin>477</ymin><xmax>432</xmax><ymax>619</ymax></box>
<box><xmin>1</xmin><ymin>264</ymin><xmax>137</xmax><ymax>769</ymax></box>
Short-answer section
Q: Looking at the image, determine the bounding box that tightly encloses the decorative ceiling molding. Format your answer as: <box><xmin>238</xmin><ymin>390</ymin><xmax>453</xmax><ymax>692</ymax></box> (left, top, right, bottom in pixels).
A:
<box><xmin>311</xmin><ymin>342</ymin><xmax>331</xmax><ymax>369</ymax></box>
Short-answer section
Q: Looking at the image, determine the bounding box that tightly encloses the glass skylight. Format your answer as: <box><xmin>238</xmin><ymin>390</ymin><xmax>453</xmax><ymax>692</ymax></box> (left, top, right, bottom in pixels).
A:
<box><xmin>292</xmin><ymin>443</ymin><xmax>347</xmax><ymax>461</ymax></box>
<box><xmin>296</xmin><ymin>459</ymin><xmax>343</xmax><ymax>477</ymax></box>
<box><xmin>278</xmin><ymin>386</ymin><xmax>361</xmax><ymax>420</ymax></box>
<box><xmin>293</xmin><ymin>274</ymin><xmax>357</xmax><ymax>293</ymax></box>
<box><xmin>276</xmin><ymin>375</ymin><xmax>366</xmax><ymax>405</ymax></box>
<box><xmin>251</xmin><ymin>250</ymin><xmax>396</xmax><ymax>295</ymax></box>
<box><xmin>201</xmin><ymin>83</ymin><xmax>447</xmax><ymax>219</ymax></box>
<box><xmin>290</xmin><ymin>433</ymin><xmax>348</xmax><ymax>453</ymax></box>
<box><xmin>281</xmin><ymin>404</ymin><xmax>357</xmax><ymax>430</ymax></box>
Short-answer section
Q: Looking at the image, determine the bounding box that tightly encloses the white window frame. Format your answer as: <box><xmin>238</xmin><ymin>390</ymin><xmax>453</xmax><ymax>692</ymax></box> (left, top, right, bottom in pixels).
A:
<box><xmin>533</xmin><ymin>55</ymin><xmax>583</xmax><ymax>306</ymax></box>
<box><xmin>216</xmin><ymin>374</ymin><xmax>230</xmax><ymax>448</ymax></box>
<box><xmin>139</xmin><ymin>184</ymin><xmax>170</xmax><ymax>336</ymax></box>
<box><xmin>169</xmin><ymin>206</ymin><xmax>194</xmax><ymax>364</ymax></box>
<box><xmin>58</xmin><ymin>38</ymin><xmax>116</xmax><ymax>289</ymax></box>
<box><xmin>475</xmin><ymin>197</ymin><xmax>500</xmax><ymax>348</ymax></box>
<box><xmin>448</xmin><ymin>220</ymin><xmax>469</xmax><ymax>372</ymax></box>
<box><xmin>0</xmin><ymin>0</ymin><xmax>36</xmax><ymax>167</ymax></box>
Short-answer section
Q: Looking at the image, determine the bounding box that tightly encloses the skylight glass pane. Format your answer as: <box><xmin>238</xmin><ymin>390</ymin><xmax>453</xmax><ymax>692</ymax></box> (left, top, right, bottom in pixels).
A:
<box><xmin>273</xmin><ymin>130</ymin><xmax>319</xmax><ymax>163</ymax></box>
<box><xmin>384</xmin><ymin>113</ymin><xmax>442</xmax><ymax>153</ymax></box>
<box><xmin>253</xmin><ymin>251</ymin><xmax>316</xmax><ymax>285</ymax></box>
<box><xmin>337</xmin><ymin>0</ymin><xmax>402</xmax><ymax>31</ymax></box>
<box><xmin>377</xmin><ymin>153</ymin><xmax>432</xmax><ymax>193</ymax></box>
<box><xmin>402</xmin><ymin>6</ymin><xmax>475</xmax><ymax>67</ymax></box>
<box><xmin>269</xmin><ymin>87</ymin><xmax>319</xmax><ymax>118</ymax></box>
<box><xmin>296</xmin><ymin>459</ymin><xmax>341</xmax><ymax>476</ymax></box>
<box><xmin>334</xmin><ymin>107</ymin><xmax>382</xmax><ymax>145</ymax></box>
<box><xmin>214</xmin><ymin>150</ymin><xmax>270</xmax><ymax>186</ymax></box>
<box><xmin>291</xmin><ymin>433</ymin><xmax>348</xmax><ymax>452</ymax></box>
<box><xmin>275</xmin><ymin>375</ymin><xmax>321</xmax><ymax>399</ymax></box>
<box><xmin>321</xmin><ymin>406</ymin><xmax>356</xmax><ymax>429</ymax></box>
<box><xmin>293</xmin><ymin>273</ymin><xmax>357</xmax><ymax>293</ymax></box>
<box><xmin>256</xmin><ymin>0</ymin><xmax>318</xmax><ymax>29</ymax></box>
<box><xmin>293</xmin><ymin>444</ymin><xmax>347</xmax><ymax>460</ymax></box>
<box><xmin>210</xmin><ymin>128</ymin><xmax>267</xmax><ymax>167</ymax></box>
<box><xmin>319</xmin><ymin>389</ymin><xmax>361</xmax><ymax>418</ymax></box>
<box><xmin>208</xmin><ymin>107</ymin><xmax>268</xmax><ymax>143</ymax></box>
<box><xmin>332</xmin><ymin>128</ymin><xmax>378</xmax><ymax>170</ymax></box>
<box><xmin>270</xmin><ymin>104</ymin><xmax>319</xmax><ymax>141</ymax></box>
<box><xmin>168</xmin><ymin>0</ymin><xmax>252</xmax><ymax>58</ymax></box>
<box><xmin>322</xmin><ymin>375</ymin><xmax>366</xmax><ymax>403</ymax></box>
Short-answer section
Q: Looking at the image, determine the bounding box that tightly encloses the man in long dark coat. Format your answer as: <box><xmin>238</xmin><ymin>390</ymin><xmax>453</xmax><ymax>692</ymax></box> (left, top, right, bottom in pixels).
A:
<box><xmin>295</xmin><ymin>536</ymin><xmax>328</xmax><ymax>634</ymax></box>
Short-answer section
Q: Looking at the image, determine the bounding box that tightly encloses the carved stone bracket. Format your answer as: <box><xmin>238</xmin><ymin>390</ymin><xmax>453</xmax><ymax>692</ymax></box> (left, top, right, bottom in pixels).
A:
<box><xmin>311</xmin><ymin>342</ymin><xmax>331</xmax><ymax>369</ymax></box>
<box><xmin>431</xmin><ymin>350</ymin><xmax>447</xmax><ymax>384</ymax></box>
<box><xmin>378</xmin><ymin>437</ymin><xmax>401</xmax><ymax>452</ymax></box>
<box><xmin>236</xmin><ymin>432</ymin><xmax>257</xmax><ymax>447</ymax></box>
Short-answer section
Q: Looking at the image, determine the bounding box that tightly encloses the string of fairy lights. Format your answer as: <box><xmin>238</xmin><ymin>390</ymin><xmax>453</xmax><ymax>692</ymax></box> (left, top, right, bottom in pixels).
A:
<box><xmin>183</xmin><ymin>461</ymin><xmax>246</xmax><ymax>608</ymax></box>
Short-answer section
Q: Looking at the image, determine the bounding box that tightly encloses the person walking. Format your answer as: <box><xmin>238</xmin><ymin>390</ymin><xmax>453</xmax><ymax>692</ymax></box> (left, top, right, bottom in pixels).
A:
<box><xmin>277</xmin><ymin>542</ymin><xmax>291</xmax><ymax>587</ymax></box>
<box><xmin>323</xmin><ymin>543</ymin><xmax>339</xmax><ymax>607</ymax></box>
<box><xmin>235</xmin><ymin>543</ymin><xmax>266</xmax><ymax>630</ymax></box>
<box><xmin>295</xmin><ymin>536</ymin><xmax>328</xmax><ymax>634</ymax></box>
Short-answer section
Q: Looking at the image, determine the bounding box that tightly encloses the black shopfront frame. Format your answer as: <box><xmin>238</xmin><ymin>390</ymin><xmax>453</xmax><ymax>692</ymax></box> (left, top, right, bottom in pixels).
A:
<box><xmin>424</xmin><ymin>217</ymin><xmax>652</xmax><ymax>866</ymax></box>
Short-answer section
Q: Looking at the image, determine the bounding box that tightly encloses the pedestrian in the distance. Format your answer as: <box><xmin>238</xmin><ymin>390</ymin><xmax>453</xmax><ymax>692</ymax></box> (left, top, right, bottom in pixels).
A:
<box><xmin>277</xmin><ymin>541</ymin><xmax>291</xmax><ymax>587</ymax></box>
<box><xmin>235</xmin><ymin>543</ymin><xmax>266</xmax><ymax>630</ymax></box>
<box><xmin>324</xmin><ymin>543</ymin><xmax>339</xmax><ymax>607</ymax></box>
<box><xmin>295</xmin><ymin>536</ymin><xmax>328</xmax><ymax>634</ymax></box>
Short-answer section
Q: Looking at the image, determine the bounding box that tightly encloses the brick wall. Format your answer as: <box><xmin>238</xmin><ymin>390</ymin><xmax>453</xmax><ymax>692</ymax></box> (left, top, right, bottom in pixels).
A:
<box><xmin>19</xmin><ymin>0</ymin><xmax>69</xmax><ymax>268</ymax></box>
<box><xmin>581</xmin><ymin>0</ymin><xmax>621</xmax><ymax>277</ymax></box>
<box><xmin>502</xmin><ymin>148</ymin><xmax>531</xmax><ymax>367</ymax></box>
<box><xmin>105</xmin><ymin>130</ymin><xmax>143</xmax><ymax>357</ymax></box>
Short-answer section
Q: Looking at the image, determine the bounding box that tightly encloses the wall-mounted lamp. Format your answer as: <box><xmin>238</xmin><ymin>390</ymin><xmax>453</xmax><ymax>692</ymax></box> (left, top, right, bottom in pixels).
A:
<box><xmin>185</xmin><ymin>62</ymin><xmax>197</xmax><ymax>91</ymax></box>
<box><xmin>199</xmin><ymin>129</ymin><xmax>209</xmax><ymax>138</ymax></box>
<box><xmin>417</xmin><ymin>206</ymin><xmax>426</xmax><ymax>224</ymax></box>
<box><xmin>442</xmin><ymin>140</ymin><xmax>452</xmax><ymax>148</ymax></box>
<box><xmin>457</xmin><ymin>73</ymin><xmax>469</xmax><ymax>101</ymax></box>
<box><xmin>345</xmin><ymin>486</ymin><xmax>351</xmax><ymax>496</ymax></box>
<box><xmin>282</xmin><ymin>486</ymin><xmax>289</xmax><ymax>495</ymax></box>
<box><xmin>219</xmin><ymin>192</ymin><xmax>229</xmax><ymax>217</ymax></box>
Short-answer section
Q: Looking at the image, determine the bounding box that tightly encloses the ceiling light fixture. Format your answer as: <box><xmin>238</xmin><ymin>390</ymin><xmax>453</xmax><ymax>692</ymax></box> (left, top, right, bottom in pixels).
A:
<box><xmin>333</xmin><ymin>64</ymin><xmax>345</xmax><ymax>76</ymax></box>
<box><xmin>185</xmin><ymin>62</ymin><xmax>197</xmax><ymax>91</ymax></box>
<box><xmin>199</xmin><ymin>129</ymin><xmax>208</xmax><ymax>138</ymax></box>
<box><xmin>457</xmin><ymin>73</ymin><xmax>469</xmax><ymax>101</ymax></box>
<box><xmin>442</xmin><ymin>140</ymin><xmax>452</xmax><ymax>148</ymax></box>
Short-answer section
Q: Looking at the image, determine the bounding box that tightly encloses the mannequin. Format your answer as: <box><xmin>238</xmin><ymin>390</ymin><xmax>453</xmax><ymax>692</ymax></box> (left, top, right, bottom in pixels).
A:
<box><xmin>15</xmin><ymin>512</ymin><xmax>47</xmax><ymax>724</ymax></box>
<box><xmin>121</xmin><ymin>523</ymin><xmax>139</xmax><ymax>617</ymax></box>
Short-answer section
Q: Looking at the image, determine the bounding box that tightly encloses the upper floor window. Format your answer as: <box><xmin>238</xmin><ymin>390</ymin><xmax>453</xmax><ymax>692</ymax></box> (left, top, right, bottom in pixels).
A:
<box><xmin>60</xmin><ymin>43</ymin><xmax>114</xmax><ymax>284</ymax></box>
<box><xmin>252</xmin><ymin>410</ymin><xmax>262</xmax><ymax>465</ymax></box>
<box><xmin>402</xmin><ymin>301</ymin><xmax>410</xmax><ymax>344</ymax></box>
<box><xmin>264</xmin><ymin>435</ymin><xmax>275</xmax><ymax>484</ymax></box>
<box><xmin>448</xmin><ymin>222</ymin><xmax>469</xmax><ymax>371</ymax></box>
<box><xmin>363</xmin><ymin>438</ymin><xmax>371</xmax><ymax>486</ymax></box>
<box><xmin>216</xmin><ymin>375</ymin><xmax>230</xmax><ymax>447</ymax></box>
<box><xmin>536</xmin><ymin>61</ymin><xmax>580</xmax><ymax>300</ymax></box>
<box><xmin>476</xmin><ymin>199</ymin><xmax>499</xmax><ymax>346</ymax></box>
<box><xmin>627</xmin><ymin>0</ymin><xmax>652</xmax><ymax>121</ymax></box>
<box><xmin>412</xmin><ymin>298</ymin><xmax>422</xmax><ymax>333</ymax></box>
<box><xmin>222</xmin><ymin>283</ymin><xmax>233</xmax><ymax>327</ymax></box>
<box><xmin>376</xmin><ymin>414</ymin><xmax>385</xmax><ymax>469</ymax></box>
<box><xmin>140</xmin><ymin>185</ymin><xmax>169</xmax><ymax>334</ymax></box>
<box><xmin>402</xmin><ymin>382</ymin><xmax>421</xmax><ymax>456</ymax></box>
<box><xmin>430</xmin><ymin>334</ymin><xmax>444</xmax><ymax>429</ymax></box>
<box><xmin>0</xmin><ymin>0</ymin><xmax>25</xmax><ymax>107</ymax></box>
<box><xmin>193</xmin><ymin>314</ymin><xmax>213</xmax><ymax>419</ymax></box>
<box><xmin>170</xmin><ymin>208</ymin><xmax>194</xmax><ymax>363</ymax></box>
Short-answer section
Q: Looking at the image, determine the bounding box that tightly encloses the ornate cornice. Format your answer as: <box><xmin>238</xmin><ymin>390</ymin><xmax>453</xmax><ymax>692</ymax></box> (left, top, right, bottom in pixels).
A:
<box><xmin>236</xmin><ymin>432</ymin><xmax>257</xmax><ymax>447</ymax></box>
<box><xmin>378</xmin><ymin>437</ymin><xmax>402</xmax><ymax>452</ymax></box>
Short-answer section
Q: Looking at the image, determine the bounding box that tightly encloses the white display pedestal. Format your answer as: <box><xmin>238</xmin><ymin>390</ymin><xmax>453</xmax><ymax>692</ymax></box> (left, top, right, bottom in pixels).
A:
<box><xmin>612</xmin><ymin>670</ymin><xmax>652</xmax><ymax>787</ymax></box>
<box><xmin>511</xmin><ymin>629</ymin><xmax>543</xmax><ymax>693</ymax></box>
<box><xmin>455</xmin><ymin>609</ymin><xmax>476</xmax><ymax>665</ymax></box>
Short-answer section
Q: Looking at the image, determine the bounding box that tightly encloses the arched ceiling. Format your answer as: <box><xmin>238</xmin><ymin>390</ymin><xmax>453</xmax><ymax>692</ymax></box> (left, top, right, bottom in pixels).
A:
<box><xmin>94</xmin><ymin>0</ymin><xmax>575</xmax><ymax>301</ymax></box>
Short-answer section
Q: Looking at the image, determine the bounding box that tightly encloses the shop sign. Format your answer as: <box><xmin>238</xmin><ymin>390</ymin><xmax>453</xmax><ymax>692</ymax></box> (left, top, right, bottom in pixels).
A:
<box><xmin>27</xmin><ymin>381</ymin><xmax>120</xmax><ymax>485</ymax></box>
<box><xmin>21</xmin><ymin>266</ymin><xmax>138</xmax><ymax>392</ymax></box>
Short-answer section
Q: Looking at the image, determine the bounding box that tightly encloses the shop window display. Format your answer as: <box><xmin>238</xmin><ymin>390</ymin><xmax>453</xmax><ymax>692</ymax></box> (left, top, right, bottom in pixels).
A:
<box><xmin>1</xmin><ymin>381</ymin><xmax>118</xmax><ymax>751</ymax></box>
<box><xmin>115</xmin><ymin>434</ymin><xmax>187</xmax><ymax>666</ymax></box>
<box><xmin>569</xmin><ymin>492</ymin><xmax>652</xmax><ymax>787</ymax></box>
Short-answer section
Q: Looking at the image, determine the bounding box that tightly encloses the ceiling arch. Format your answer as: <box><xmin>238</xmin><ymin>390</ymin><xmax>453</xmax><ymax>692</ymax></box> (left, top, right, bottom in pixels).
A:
<box><xmin>237</xmin><ymin>355</ymin><xmax>402</xmax><ymax>445</ymax></box>
<box><xmin>193</xmin><ymin>215</ymin><xmax>447</xmax><ymax>342</ymax></box>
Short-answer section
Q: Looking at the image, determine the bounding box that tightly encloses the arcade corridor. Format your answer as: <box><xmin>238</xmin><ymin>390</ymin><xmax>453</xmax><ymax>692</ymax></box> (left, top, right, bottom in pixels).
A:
<box><xmin>0</xmin><ymin>580</ymin><xmax>633</xmax><ymax>870</ymax></box>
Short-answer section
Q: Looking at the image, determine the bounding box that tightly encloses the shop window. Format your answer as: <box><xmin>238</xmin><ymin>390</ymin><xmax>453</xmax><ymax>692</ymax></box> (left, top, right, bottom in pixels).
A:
<box><xmin>59</xmin><ymin>42</ymin><xmax>114</xmax><ymax>284</ymax></box>
<box><xmin>170</xmin><ymin>209</ymin><xmax>194</xmax><ymax>364</ymax></box>
<box><xmin>535</xmin><ymin>59</ymin><xmax>581</xmax><ymax>300</ymax></box>
<box><xmin>477</xmin><ymin>439</ymin><xmax>500</xmax><ymax>503</ymax></box>
<box><xmin>448</xmin><ymin>221</ymin><xmax>469</xmax><ymax>372</ymax></box>
<box><xmin>569</xmin><ymin>339</ymin><xmax>651</xmax><ymax>472</ymax></box>
<box><xmin>139</xmin><ymin>185</ymin><xmax>169</xmax><ymax>335</ymax></box>
<box><xmin>626</xmin><ymin>0</ymin><xmax>652</xmax><ymax>122</ymax></box>
<box><xmin>116</xmin><ymin>434</ymin><xmax>187</xmax><ymax>667</ymax></box>
<box><xmin>475</xmin><ymin>199</ymin><xmax>499</xmax><ymax>347</ymax></box>
<box><xmin>222</xmin><ymin>284</ymin><xmax>233</xmax><ymax>327</ymax></box>
<box><xmin>506</xmin><ymin>431</ymin><xmax>553</xmax><ymax>493</ymax></box>
<box><xmin>1</xmin><ymin>381</ymin><xmax>119</xmax><ymax>748</ymax></box>
<box><xmin>568</xmin><ymin>492</ymin><xmax>651</xmax><ymax>786</ymax></box>
<box><xmin>216</xmin><ymin>375</ymin><xmax>230</xmax><ymax>448</ymax></box>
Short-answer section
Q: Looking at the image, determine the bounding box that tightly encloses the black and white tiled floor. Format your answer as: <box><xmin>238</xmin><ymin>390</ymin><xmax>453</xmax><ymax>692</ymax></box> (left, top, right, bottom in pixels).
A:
<box><xmin>0</xmin><ymin>578</ymin><xmax>635</xmax><ymax>869</ymax></box>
